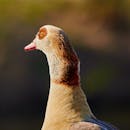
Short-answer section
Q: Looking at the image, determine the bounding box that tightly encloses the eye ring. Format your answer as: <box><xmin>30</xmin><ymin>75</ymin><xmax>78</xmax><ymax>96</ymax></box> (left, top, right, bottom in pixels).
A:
<box><xmin>38</xmin><ymin>28</ymin><xmax>47</xmax><ymax>40</ymax></box>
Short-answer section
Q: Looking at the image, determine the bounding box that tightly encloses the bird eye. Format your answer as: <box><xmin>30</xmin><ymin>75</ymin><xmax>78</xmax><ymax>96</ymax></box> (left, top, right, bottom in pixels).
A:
<box><xmin>38</xmin><ymin>28</ymin><xmax>47</xmax><ymax>40</ymax></box>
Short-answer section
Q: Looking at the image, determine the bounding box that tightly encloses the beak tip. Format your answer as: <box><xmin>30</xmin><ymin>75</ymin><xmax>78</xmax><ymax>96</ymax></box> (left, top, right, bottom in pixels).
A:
<box><xmin>24</xmin><ymin>47</ymin><xmax>29</xmax><ymax>51</ymax></box>
<box><xmin>24</xmin><ymin>42</ymin><xmax>36</xmax><ymax>51</ymax></box>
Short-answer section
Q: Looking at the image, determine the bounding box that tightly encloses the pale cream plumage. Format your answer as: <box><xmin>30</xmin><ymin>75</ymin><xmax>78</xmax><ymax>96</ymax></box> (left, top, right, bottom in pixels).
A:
<box><xmin>24</xmin><ymin>25</ymin><xmax>117</xmax><ymax>130</ymax></box>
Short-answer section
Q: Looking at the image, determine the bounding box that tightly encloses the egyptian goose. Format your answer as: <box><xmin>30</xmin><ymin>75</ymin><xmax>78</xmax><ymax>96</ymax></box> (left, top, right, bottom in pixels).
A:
<box><xmin>24</xmin><ymin>25</ymin><xmax>118</xmax><ymax>130</ymax></box>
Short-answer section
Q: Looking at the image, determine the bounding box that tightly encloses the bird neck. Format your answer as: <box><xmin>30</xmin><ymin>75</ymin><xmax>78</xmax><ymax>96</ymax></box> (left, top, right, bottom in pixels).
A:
<box><xmin>42</xmin><ymin>51</ymin><xmax>94</xmax><ymax>130</ymax></box>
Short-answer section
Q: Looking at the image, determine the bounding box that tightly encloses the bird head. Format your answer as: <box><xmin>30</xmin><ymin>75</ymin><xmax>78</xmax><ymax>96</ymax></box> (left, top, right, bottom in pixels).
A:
<box><xmin>24</xmin><ymin>25</ymin><xmax>80</xmax><ymax>86</ymax></box>
<box><xmin>24</xmin><ymin>25</ymin><xmax>73</xmax><ymax>57</ymax></box>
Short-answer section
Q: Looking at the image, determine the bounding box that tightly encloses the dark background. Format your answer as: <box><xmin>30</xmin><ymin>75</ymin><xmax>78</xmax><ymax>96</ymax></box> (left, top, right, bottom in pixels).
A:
<box><xmin>0</xmin><ymin>0</ymin><xmax>130</xmax><ymax>129</ymax></box>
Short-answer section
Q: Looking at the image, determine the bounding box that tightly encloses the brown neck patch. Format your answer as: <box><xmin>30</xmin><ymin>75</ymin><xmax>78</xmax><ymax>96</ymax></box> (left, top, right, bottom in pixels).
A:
<box><xmin>49</xmin><ymin>29</ymin><xmax>80</xmax><ymax>87</ymax></box>
<box><xmin>52</xmin><ymin>54</ymin><xmax>80</xmax><ymax>87</ymax></box>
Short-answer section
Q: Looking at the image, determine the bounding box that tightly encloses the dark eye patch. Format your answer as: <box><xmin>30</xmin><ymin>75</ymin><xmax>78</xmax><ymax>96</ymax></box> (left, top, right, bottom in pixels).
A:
<box><xmin>38</xmin><ymin>28</ymin><xmax>47</xmax><ymax>40</ymax></box>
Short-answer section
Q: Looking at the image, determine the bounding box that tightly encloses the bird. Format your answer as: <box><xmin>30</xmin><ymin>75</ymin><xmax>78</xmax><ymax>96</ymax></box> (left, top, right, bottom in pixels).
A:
<box><xmin>24</xmin><ymin>25</ymin><xmax>118</xmax><ymax>130</ymax></box>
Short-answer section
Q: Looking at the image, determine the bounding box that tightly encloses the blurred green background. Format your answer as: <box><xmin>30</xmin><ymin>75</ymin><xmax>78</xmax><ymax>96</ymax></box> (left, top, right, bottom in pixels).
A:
<box><xmin>0</xmin><ymin>0</ymin><xmax>130</xmax><ymax>129</ymax></box>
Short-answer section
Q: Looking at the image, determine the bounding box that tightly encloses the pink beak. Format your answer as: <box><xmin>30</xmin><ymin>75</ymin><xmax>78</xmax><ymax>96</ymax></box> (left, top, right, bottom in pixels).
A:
<box><xmin>24</xmin><ymin>42</ymin><xmax>36</xmax><ymax>51</ymax></box>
